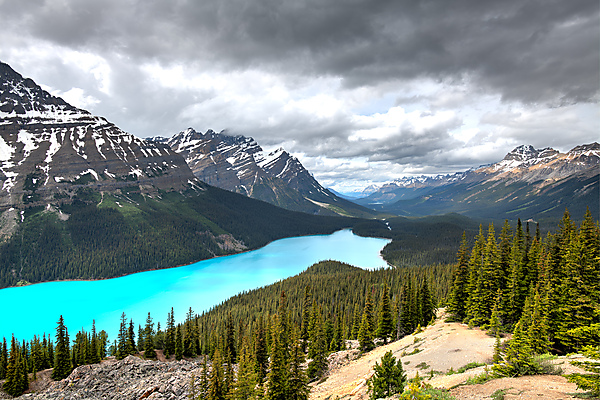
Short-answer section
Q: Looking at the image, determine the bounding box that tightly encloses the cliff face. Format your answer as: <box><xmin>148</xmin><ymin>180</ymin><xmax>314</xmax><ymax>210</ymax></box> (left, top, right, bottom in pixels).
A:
<box><xmin>0</xmin><ymin>62</ymin><xmax>197</xmax><ymax>210</ymax></box>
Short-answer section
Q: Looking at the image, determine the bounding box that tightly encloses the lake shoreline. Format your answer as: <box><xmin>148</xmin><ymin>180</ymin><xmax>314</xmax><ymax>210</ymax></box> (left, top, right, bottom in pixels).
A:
<box><xmin>2</xmin><ymin>228</ymin><xmax>377</xmax><ymax>291</ymax></box>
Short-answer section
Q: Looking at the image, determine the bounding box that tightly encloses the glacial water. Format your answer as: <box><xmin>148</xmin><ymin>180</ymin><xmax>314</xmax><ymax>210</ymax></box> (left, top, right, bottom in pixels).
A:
<box><xmin>0</xmin><ymin>229</ymin><xmax>390</xmax><ymax>341</ymax></box>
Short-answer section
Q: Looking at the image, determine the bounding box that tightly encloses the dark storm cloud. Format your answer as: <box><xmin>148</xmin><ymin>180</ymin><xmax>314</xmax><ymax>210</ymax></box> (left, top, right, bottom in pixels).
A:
<box><xmin>3</xmin><ymin>0</ymin><xmax>597</xmax><ymax>105</ymax></box>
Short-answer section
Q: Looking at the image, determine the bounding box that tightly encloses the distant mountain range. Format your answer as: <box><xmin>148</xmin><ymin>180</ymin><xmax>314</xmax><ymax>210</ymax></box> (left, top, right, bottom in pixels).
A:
<box><xmin>0</xmin><ymin>61</ymin><xmax>354</xmax><ymax>288</ymax></box>
<box><xmin>356</xmin><ymin>143</ymin><xmax>599</xmax><ymax>220</ymax></box>
<box><xmin>151</xmin><ymin>128</ymin><xmax>376</xmax><ymax>217</ymax></box>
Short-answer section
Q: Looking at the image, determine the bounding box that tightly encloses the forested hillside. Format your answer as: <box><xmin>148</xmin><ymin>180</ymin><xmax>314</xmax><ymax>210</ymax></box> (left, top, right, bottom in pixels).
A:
<box><xmin>0</xmin><ymin>185</ymin><xmax>355</xmax><ymax>289</ymax></box>
<box><xmin>2</xmin><ymin>208</ymin><xmax>598</xmax><ymax>398</ymax></box>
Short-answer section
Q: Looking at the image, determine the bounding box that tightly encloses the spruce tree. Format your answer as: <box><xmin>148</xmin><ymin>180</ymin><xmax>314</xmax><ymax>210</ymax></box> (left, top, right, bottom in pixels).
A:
<box><xmin>4</xmin><ymin>336</ymin><xmax>25</xmax><ymax>397</ymax></box>
<box><xmin>144</xmin><ymin>313</ymin><xmax>157</xmax><ymax>359</ymax></box>
<box><xmin>358</xmin><ymin>311</ymin><xmax>375</xmax><ymax>352</ymax></box>
<box><xmin>527</xmin><ymin>288</ymin><xmax>550</xmax><ymax>355</ymax></box>
<box><xmin>368</xmin><ymin>351</ymin><xmax>406</xmax><ymax>399</ymax></box>
<box><xmin>232</xmin><ymin>336</ymin><xmax>257</xmax><ymax>400</ymax></box>
<box><xmin>116</xmin><ymin>312</ymin><xmax>127</xmax><ymax>360</ymax></box>
<box><xmin>307</xmin><ymin>306</ymin><xmax>328</xmax><ymax>380</ymax></box>
<box><xmin>447</xmin><ymin>232</ymin><xmax>471</xmax><ymax>321</ymax></box>
<box><xmin>419</xmin><ymin>279</ymin><xmax>435</xmax><ymax>326</ymax></box>
<box><xmin>175</xmin><ymin>325</ymin><xmax>184</xmax><ymax>360</ymax></box>
<box><xmin>300</xmin><ymin>285</ymin><xmax>312</xmax><ymax>353</ymax></box>
<box><xmin>376</xmin><ymin>285</ymin><xmax>393</xmax><ymax>343</ymax></box>
<box><xmin>266</xmin><ymin>315</ymin><xmax>288</xmax><ymax>400</ymax></box>
<box><xmin>165</xmin><ymin>308</ymin><xmax>175</xmax><ymax>358</ymax></box>
<box><xmin>90</xmin><ymin>320</ymin><xmax>101</xmax><ymax>364</ymax></box>
<box><xmin>493</xmin><ymin>318</ymin><xmax>536</xmax><ymax>377</ymax></box>
<box><xmin>224</xmin><ymin>312</ymin><xmax>236</xmax><ymax>363</ymax></box>
<box><xmin>288</xmin><ymin>327</ymin><xmax>310</xmax><ymax>400</ymax></box>
<box><xmin>126</xmin><ymin>319</ymin><xmax>137</xmax><ymax>356</ymax></box>
<box><xmin>254</xmin><ymin>314</ymin><xmax>268</xmax><ymax>384</ymax></box>
<box><xmin>52</xmin><ymin>315</ymin><xmax>72</xmax><ymax>380</ymax></box>
<box><xmin>208</xmin><ymin>346</ymin><xmax>225</xmax><ymax>400</ymax></box>
<box><xmin>0</xmin><ymin>337</ymin><xmax>7</xmax><ymax>380</ymax></box>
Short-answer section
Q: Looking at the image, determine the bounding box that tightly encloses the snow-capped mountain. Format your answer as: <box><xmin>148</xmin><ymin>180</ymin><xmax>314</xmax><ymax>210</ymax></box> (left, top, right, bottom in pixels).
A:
<box><xmin>152</xmin><ymin>128</ymin><xmax>375</xmax><ymax>217</ymax></box>
<box><xmin>0</xmin><ymin>61</ymin><xmax>197</xmax><ymax>209</ymax></box>
<box><xmin>357</xmin><ymin>143</ymin><xmax>599</xmax><ymax>219</ymax></box>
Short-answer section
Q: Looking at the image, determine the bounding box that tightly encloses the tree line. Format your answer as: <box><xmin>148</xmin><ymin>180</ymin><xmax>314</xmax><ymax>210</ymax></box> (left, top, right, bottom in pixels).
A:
<box><xmin>446</xmin><ymin>208</ymin><xmax>599</xmax><ymax>379</ymax></box>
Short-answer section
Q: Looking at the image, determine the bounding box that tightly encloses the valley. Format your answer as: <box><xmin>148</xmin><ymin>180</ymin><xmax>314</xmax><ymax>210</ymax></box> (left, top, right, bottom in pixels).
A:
<box><xmin>0</xmin><ymin>60</ymin><xmax>598</xmax><ymax>400</ymax></box>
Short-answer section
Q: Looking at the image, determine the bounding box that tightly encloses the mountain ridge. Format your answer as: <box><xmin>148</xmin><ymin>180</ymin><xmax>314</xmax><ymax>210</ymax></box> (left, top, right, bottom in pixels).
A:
<box><xmin>356</xmin><ymin>143</ymin><xmax>599</xmax><ymax>220</ymax></box>
<box><xmin>151</xmin><ymin>128</ymin><xmax>377</xmax><ymax>217</ymax></box>
<box><xmin>0</xmin><ymin>61</ymin><xmax>356</xmax><ymax>289</ymax></box>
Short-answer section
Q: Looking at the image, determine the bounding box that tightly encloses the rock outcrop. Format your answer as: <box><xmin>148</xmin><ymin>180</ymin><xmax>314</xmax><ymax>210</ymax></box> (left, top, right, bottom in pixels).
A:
<box><xmin>18</xmin><ymin>356</ymin><xmax>204</xmax><ymax>400</ymax></box>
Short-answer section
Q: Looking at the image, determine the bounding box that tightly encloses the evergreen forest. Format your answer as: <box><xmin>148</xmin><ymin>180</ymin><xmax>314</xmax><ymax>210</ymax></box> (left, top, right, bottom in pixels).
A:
<box><xmin>1</xmin><ymin>208</ymin><xmax>598</xmax><ymax>398</ymax></box>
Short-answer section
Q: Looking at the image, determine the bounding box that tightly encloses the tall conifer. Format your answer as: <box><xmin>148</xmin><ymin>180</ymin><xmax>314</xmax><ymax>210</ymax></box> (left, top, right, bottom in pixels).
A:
<box><xmin>52</xmin><ymin>315</ymin><xmax>72</xmax><ymax>380</ymax></box>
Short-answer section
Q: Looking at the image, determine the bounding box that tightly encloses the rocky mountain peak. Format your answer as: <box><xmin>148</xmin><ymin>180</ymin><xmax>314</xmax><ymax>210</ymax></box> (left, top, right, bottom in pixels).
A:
<box><xmin>0</xmin><ymin>62</ymin><xmax>197</xmax><ymax>209</ymax></box>
<box><xmin>567</xmin><ymin>142</ymin><xmax>600</xmax><ymax>159</ymax></box>
<box><xmin>502</xmin><ymin>144</ymin><xmax>559</xmax><ymax>163</ymax></box>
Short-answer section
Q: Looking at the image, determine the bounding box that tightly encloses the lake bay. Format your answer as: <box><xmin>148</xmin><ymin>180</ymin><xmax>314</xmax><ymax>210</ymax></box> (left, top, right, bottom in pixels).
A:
<box><xmin>1</xmin><ymin>229</ymin><xmax>390</xmax><ymax>341</ymax></box>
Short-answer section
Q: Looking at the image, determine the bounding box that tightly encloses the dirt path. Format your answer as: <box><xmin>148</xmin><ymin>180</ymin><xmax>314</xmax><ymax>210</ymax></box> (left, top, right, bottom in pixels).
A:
<box><xmin>310</xmin><ymin>310</ymin><xmax>496</xmax><ymax>399</ymax></box>
<box><xmin>310</xmin><ymin>310</ymin><xmax>588</xmax><ymax>399</ymax></box>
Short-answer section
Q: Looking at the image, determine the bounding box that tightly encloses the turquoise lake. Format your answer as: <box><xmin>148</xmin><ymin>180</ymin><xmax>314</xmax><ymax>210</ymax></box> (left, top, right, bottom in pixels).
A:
<box><xmin>0</xmin><ymin>229</ymin><xmax>390</xmax><ymax>341</ymax></box>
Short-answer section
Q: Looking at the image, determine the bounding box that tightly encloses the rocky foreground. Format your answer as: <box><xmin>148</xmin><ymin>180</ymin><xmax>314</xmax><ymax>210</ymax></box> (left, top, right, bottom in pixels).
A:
<box><xmin>16</xmin><ymin>356</ymin><xmax>203</xmax><ymax>400</ymax></box>
<box><xmin>8</xmin><ymin>311</ymin><xmax>591</xmax><ymax>400</ymax></box>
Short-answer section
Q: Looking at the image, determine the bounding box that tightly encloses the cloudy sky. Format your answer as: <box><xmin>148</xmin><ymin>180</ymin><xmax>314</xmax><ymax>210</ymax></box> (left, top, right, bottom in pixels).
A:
<box><xmin>1</xmin><ymin>0</ymin><xmax>598</xmax><ymax>192</ymax></box>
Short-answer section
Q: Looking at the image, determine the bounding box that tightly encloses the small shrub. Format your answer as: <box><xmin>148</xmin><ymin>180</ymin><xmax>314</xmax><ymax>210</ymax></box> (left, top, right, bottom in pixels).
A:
<box><xmin>490</xmin><ymin>388</ymin><xmax>510</xmax><ymax>400</ymax></box>
<box><xmin>532</xmin><ymin>354</ymin><xmax>562</xmax><ymax>375</ymax></box>
<box><xmin>416</xmin><ymin>362</ymin><xmax>430</xmax><ymax>370</ymax></box>
<box><xmin>464</xmin><ymin>368</ymin><xmax>493</xmax><ymax>385</ymax></box>
<box><xmin>457</xmin><ymin>362</ymin><xmax>485</xmax><ymax>374</ymax></box>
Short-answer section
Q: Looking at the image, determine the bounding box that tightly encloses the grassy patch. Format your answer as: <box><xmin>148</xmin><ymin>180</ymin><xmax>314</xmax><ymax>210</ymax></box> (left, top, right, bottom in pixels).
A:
<box><xmin>416</xmin><ymin>362</ymin><xmax>430</xmax><ymax>370</ymax></box>
<box><xmin>457</xmin><ymin>362</ymin><xmax>486</xmax><ymax>374</ymax></box>
<box><xmin>490</xmin><ymin>388</ymin><xmax>510</xmax><ymax>400</ymax></box>
<box><xmin>463</xmin><ymin>368</ymin><xmax>494</xmax><ymax>386</ymax></box>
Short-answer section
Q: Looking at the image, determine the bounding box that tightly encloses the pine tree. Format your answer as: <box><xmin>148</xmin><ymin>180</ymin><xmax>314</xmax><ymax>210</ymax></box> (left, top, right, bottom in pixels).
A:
<box><xmin>116</xmin><ymin>312</ymin><xmax>127</xmax><ymax>360</ymax></box>
<box><xmin>376</xmin><ymin>285</ymin><xmax>394</xmax><ymax>343</ymax></box>
<box><xmin>208</xmin><ymin>346</ymin><xmax>225</xmax><ymax>400</ymax></box>
<box><xmin>231</xmin><ymin>336</ymin><xmax>257</xmax><ymax>400</ymax></box>
<box><xmin>504</xmin><ymin>219</ymin><xmax>528</xmax><ymax>329</ymax></box>
<box><xmin>358</xmin><ymin>310</ymin><xmax>375</xmax><ymax>352</ymax></box>
<box><xmin>144</xmin><ymin>313</ymin><xmax>157</xmax><ymax>359</ymax></box>
<box><xmin>527</xmin><ymin>288</ymin><xmax>550</xmax><ymax>355</ymax></box>
<box><xmin>4</xmin><ymin>336</ymin><xmax>26</xmax><ymax>397</ymax></box>
<box><xmin>466</xmin><ymin>225</ymin><xmax>486</xmax><ymax>324</ymax></box>
<box><xmin>300</xmin><ymin>285</ymin><xmax>312</xmax><ymax>353</ymax></box>
<box><xmin>447</xmin><ymin>232</ymin><xmax>471</xmax><ymax>321</ymax></box>
<box><xmin>493</xmin><ymin>318</ymin><xmax>536</xmax><ymax>377</ymax></box>
<box><xmin>126</xmin><ymin>319</ymin><xmax>137</xmax><ymax>356</ymax></box>
<box><xmin>419</xmin><ymin>279</ymin><xmax>435</xmax><ymax>326</ymax></box>
<box><xmin>224</xmin><ymin>312</ymin><xmax>236</xmax><ymax>364</ymax></box>
<box><xmin>0</xmin><ymin>337</ymin><xmax>7</xmax><ymax>380</ymax></box>
<box><xmin>368</xmin><ymin>351</ymin><xmax>406</xmax><ymax>399</ymax></box>
<box><xmin>566</xmin><ymin>323</ymin><xmax>600</xmax><ymax>397</ymax></box>
<box><xmin>307</xmin><ymin>306</ymin><xmax>328</xmax><ymax>380</ymax></box>
<box><xmin>90</xmin><ymin>320</ymin><xmax>101</xmax><ymax>364</ymax></box>
<box><xmin>329</xmin><ymin>313</ymin><xmax>344</xmax><ymax>352</ymax></box>
<box><xmin>288</xmin><ymin>327</ymin><xmax>310</xmax><ymax>400</ymax></box>
<box><xmin>52</xmin><ymin>315</ymin><xmax>72</xmax><ymax>380</ymax></box>
<box><xmin>175</xmin><ymin>325</ymin><xmax>184</xmax><ymax>360</ymax></box>
<box><xmin>267</xmin><ymin>294</ymin><xmax>290</xmax><ymax>400</ymax></box>
<box><xmin>254</xmin><ymin>314</ymin><xmax>268</xmax><ymax>384</ymax></box>
<box><xmin>165</xmin><ymin>307</ymin><xmax>175</xmax><ymax>358</ymax></box>
<box><xmin>364</xmin><ymin>288</ymin><xmax>375</xmax><ymax>337</ymax></box>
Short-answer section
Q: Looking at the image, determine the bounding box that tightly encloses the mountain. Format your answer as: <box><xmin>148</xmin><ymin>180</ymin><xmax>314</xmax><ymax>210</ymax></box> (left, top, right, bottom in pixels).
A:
<box><xmin>0</xmin><ymin>61</ymin><xmax>354</xmax><ymax>288</ymax></box>
<box><xmin>0</xmin><ymin>61</ymin><xmax>195</xmax><ymax>210</ymax></box>
<box><xmin>151</xmin><ymin>128</ymin><xmax>377</xmax><ymax>217</ymax></box>
<box><xmin>357</xmin><ymin>143</ymin><xmax>599</xmax><ymax>220</ymax></box>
